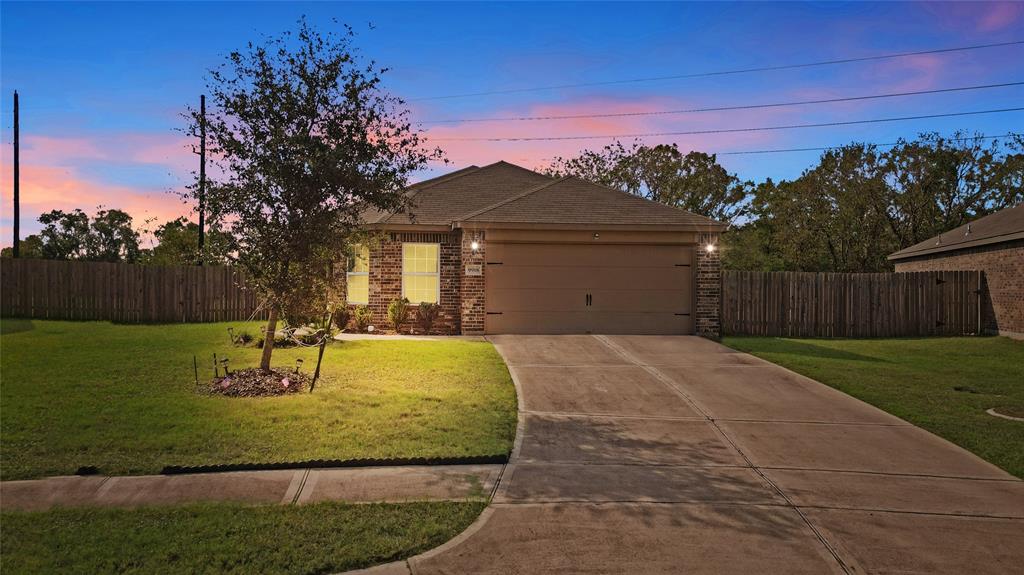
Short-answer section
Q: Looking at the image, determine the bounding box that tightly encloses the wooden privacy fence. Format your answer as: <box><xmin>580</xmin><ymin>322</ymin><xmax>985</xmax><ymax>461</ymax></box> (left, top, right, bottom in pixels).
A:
<box><xmin>722</xmin><ymin>270</ymin><xmax>983</xmax><ymax>338</ymax></box>
<box><xmin>1</xmin><ymin>258</ymin><xmax>264</xmax><ymax>323</ymax></box>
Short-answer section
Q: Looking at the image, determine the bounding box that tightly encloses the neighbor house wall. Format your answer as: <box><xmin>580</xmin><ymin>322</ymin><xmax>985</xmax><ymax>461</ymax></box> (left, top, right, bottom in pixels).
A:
<box><xmin>893</xmin><ymin>238</ymin><xmax>1024</xmax><ymax>337</ymax></box>
<box><xmin>695</xmin><ymin>232</ymin><xmax>722</xmax><ymax>339</ymax></box>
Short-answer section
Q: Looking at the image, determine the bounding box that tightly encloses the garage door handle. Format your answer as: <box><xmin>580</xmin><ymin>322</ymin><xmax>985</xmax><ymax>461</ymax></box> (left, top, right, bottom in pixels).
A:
<box><xmin>585</xmin><ymin>293</ymin><xmax>592</xmax><ymax>306</ymax></box>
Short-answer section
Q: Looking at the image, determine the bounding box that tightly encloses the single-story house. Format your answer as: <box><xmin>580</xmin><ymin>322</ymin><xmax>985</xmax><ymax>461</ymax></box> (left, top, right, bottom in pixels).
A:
<box><xmin>888</xmin><ymin>202</ymin><xmax>1024</xmax><ymax>338</ymax></box>
<box><xmin>346</xmin><ymin>161</ymin><xmax>727</xmax><ymax>336</ymax></box>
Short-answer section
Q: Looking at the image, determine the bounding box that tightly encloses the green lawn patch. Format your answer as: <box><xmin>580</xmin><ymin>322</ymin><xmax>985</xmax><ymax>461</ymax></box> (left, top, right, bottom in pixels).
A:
<box><xmin>0</xmin><ymin>500</ymin><xmax>484</xmax><ymax>574</ymax></box>
<box><xmin>722</xmin><ymin>336</ymin><xmax>1024</xmax><ymax>478</ymax></box>
<box><xmin>0</xmin><ymin>320</ymin><xmax>517</xmax><ymax>480</ymax></box>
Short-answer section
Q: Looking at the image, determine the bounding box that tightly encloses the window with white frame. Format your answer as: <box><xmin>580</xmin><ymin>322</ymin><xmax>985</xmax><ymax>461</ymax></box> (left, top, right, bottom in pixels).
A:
<box><xmin>402</xmin><ymin>243</ymin><xmax>439</xmax><ymax>304</ymax></box>
<box><xmin>346</xmin><ymin>244</ymin><xmax>369</xmax><ymax>304</ymax></box>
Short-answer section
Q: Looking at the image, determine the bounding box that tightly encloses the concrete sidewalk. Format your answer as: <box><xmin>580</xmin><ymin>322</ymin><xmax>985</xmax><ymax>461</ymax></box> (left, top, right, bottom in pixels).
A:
<box><xmin>0</xmin><ymin>465</ymin><xmax>501</xmax><ymax>511</ymax></box>
<box><xmin>370</xmin><ymin>334</ymin><xmax>1023</xmax><ymax>575</ymax></box>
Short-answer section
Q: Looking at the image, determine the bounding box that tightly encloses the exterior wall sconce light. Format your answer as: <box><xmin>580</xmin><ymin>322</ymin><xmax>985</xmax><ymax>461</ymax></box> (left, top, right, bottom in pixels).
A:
<box><xmin>705</xmin><ymin>243</ymin><xmax>717</xmax><ymax>253</ymax></box>
<box><xmin>593</xmin><ymin>233</ymin><xmax>600</xmax><ymax>239</ymax></box>
<box><xmin>470</xmin><ymin>240</ymin><xmax>480</xmax><ymax>252</ymax></box>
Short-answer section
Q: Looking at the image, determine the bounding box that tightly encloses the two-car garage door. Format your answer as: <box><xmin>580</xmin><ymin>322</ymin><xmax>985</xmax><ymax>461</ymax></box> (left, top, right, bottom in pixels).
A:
<box><xmin>484</xmin><ymin>242</ymin><xmax>694</xmax><ymax>335</ymax></box>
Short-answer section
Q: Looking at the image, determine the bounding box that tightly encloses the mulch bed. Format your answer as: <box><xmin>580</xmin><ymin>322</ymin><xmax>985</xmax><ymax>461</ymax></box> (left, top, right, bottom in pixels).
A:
<box><xmin>208</xmin><ymin>368</ymin><xmax>310</xmax><ymax>397</ymax></box>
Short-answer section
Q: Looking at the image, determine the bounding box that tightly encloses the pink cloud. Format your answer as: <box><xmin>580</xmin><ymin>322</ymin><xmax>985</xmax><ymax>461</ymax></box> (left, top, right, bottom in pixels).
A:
<box><xmin>976</xmin><ymin>1</ymin><xmax>1024</xmax><ymax>31</ymax></box>
<box><xmin>0</xmin><ymin>132</ymin><xmax>197</xmax><ymax>247</ymax></box>
<box><xmin>862</xmin><ymin>53</ymin><xmax>948</xmax><ymax>93</ymax></box>
<box><xmin>0</xmin><ymin>163</ymin><xmax>191</xmax><ymax>247</ymax></box>
<box><xmin>919</xmin><ymin>1</ymin><xmax>1024</xmax><ymax>32</ymax></box>
<box><xmin>419</xmin><ymin>95</ymin><xmax>793</xmax><ymax>171</ymax></box>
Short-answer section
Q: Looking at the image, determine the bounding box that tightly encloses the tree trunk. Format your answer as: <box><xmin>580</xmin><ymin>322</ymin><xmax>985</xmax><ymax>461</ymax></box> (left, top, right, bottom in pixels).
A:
<box><xmin>260</xmin><ymin>307</ymin><xmax>279</xmax><ymax>372</ymax></box>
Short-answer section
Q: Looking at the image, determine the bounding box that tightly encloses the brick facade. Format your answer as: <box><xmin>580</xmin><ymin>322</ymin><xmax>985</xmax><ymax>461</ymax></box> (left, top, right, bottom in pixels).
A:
<box><xmin>695</xmin><ymin>232</ymin><xmax>722</xmax><ymax>339</ymax></box>
<box><xmin>342</xmin><ymin>229</ymin><xmax>722</xmax><ymax>337</ymax></box>
<box><xmin>893</xmin><ymin>239</ymin><xmax>1024</xmax><ymax>337</ymax></box>
<box><xmin>344</xmin><ymin>231</ymin><xmax>462</xmax><ymax>334</ymax></box>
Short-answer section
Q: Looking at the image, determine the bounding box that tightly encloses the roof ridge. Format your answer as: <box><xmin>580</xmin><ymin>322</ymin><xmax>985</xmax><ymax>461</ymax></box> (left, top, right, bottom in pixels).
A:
<box><xmin>480</xmin><ymin>160</ymin><xmax>556</xmax><ymax>180</ymax></box>
<box><xmin>559</xmin><ymin>175</ymin><xmax>727</xmax><ymax>228</ymax></box>
<box><xmin>381</xmin><ymin>165</ymin><xmax>482</xmax><ymax>224</ymax></box>
<box><xmin>455</xmin><ymin>177</ymin><xmax>569</xmax><ymax>222</ymax></box>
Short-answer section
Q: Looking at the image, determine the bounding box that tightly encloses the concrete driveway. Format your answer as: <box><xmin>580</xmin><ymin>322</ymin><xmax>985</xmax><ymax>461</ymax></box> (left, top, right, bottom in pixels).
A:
<box><xmin>404</xmin><ymin>335</ymin><xmax>1024</xmax><ymax>574</ymax></box>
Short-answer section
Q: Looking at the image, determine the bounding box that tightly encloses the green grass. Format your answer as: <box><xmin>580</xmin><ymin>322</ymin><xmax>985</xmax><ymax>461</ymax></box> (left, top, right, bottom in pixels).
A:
<box><xmin>0</xmin><ymin>320</ymin><xmax>517</xmax><ymax>480</ymax></box>
<box><xmin>722</xmin><ymin>335</ymin><xmax>1024</xmax><ymax>477</ymax></box>
<box><xmin>0</xmin><ymin>500</ymin><xmax>485</xmax><ymax>574</ymax></box>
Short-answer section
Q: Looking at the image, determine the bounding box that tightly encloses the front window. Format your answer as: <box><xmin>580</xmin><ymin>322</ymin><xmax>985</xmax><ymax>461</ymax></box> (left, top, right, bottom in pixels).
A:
<box><xmin>402</xmin><ymin>243</ymin><xmax>439</xmax><ymax>304</ymax></box>
<box><xmin>346</xmin><ymin>245</ymin><xmax>369</xmax><ymax>304</ymax></box>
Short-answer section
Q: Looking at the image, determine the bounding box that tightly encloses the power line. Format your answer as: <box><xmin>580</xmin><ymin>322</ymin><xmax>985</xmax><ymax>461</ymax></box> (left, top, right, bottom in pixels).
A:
<box><xmin>427</xmin><ymin>107</ymin><xmax>1024</xmax><ymax>142</ymax></box>
<box><xmin>411</xmin><ymin>40</ymin><xmax>1024</xmax><ymax>101</ymax></box>
<box><xmin>715</xmin><ymin>133</ymin><xmax>1018</xmax><ymax>156</ymax></box>
<box><xmin>417</xmin><ymin>82</ymin><xmax>1024</xmax><ymax>124</ymax></box>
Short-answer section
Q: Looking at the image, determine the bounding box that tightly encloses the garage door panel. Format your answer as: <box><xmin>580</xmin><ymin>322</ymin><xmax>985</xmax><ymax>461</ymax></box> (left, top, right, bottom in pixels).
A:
<box><xmin>488</xmin><ymin>288</ymin><xmax>589</xmax><ymax>312</ymax></box>
<box><xmin>588</xmin><ymin>312</ymin><xmax>692</xmax><ymax>335</ymax></box>
<box><xmin>488</xmin><ymin>265</ymin><xmax>690</xmax><ymax>290</ymax></box>
<box><xmin>484</xmin><ymin>242</ymin><xmax>694</xmax><ymax>335</ymax></box>
<box><xmin>589</xmin><ymin>289</ymin><xmax>691</xmax><ymax>313</ymax></box>
<box><xmin>486</xmin><ymin>312</ymin><xmax>594</xmax><ymax>335</ymax></box>
<box><xmin>488</xmin><ymin>243</ymin><xmax>691</xmax><ymax>267</ymax></box>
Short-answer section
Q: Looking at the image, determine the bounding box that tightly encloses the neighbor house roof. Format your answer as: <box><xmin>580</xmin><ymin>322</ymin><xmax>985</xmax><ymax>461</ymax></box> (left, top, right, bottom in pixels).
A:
<box><xmin>888</xmin><ymin>203</ymin><xmax>1024</xmax><ymax>261</ymax></box>
<box><xmin>364</xmin><ymin>160</ymin><xmax>727</xmax><ymax>231</ymax></box>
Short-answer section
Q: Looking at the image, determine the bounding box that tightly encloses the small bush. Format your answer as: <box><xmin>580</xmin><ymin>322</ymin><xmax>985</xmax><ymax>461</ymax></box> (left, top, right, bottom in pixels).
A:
<box><xmin>333</xmin><ymin>307</ymin><xmax>352</xmax><ymax>332</ymax></box>
<box><xmin>417</xmin><ymin>302</ymin><xmax>441</xmax><ymax>334</ymax></box>
<box><xmin>236</xmin><ymin>331</ymin><xmax>255</xmax><ymax>345</ymax></box>
<box><xmin>387</xmin><ymin>298</ymin><xmax>411</xmax><ymax>332</ymax></box>
<box><xmin>353</xmin><ymin>306</ymin><xmax>373</xmax><ymax>332</ymax></box>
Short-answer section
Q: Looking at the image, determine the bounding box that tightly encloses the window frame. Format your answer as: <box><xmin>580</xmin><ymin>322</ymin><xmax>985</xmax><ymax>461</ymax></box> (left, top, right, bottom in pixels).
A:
<box><xmin>346</xmin><ymin>244</ymin><xmax>370</xmax><ymax>305</ymax></box>
<box><xmin>401</xmin><ymin>242</ymin><xmax>441</xmax><ymax>305</ymax></box>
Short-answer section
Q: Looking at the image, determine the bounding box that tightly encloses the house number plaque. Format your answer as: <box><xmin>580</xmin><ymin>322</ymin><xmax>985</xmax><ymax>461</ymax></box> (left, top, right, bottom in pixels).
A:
<box><xmin>465</xmin><ymin>264</ymin><xmax>483</xmax><ymax>276</ymax></box>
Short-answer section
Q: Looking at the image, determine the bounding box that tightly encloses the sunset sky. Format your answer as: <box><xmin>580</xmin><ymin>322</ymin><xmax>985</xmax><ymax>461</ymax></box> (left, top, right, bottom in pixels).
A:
<box><xmin>2</xmin><ymin>1</ymin><xmax>1023</xmax><ymax>245</ymax></box>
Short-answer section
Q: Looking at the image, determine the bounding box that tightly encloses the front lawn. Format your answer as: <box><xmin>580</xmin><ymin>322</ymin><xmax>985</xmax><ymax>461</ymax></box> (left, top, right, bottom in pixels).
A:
<box><xmin>723</xmin><ymin>336</ymin><xmax>1024</xmax><ymax>478</ymax></box>
<box><xmin>0</xmin><ymin>500</ymin><xmax>484</xmax><ymax>574</ymax></box>
<box><xmin>0</xmin><ymin>320</ymin><xmax>516</xmax><ymax>480</ymax></box>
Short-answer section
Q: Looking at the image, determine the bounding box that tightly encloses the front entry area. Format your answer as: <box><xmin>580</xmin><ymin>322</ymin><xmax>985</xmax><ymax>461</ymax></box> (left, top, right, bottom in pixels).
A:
<box><xmin>483</xmin><ymin>242</ymin><xmax>694</xmax><ymax>334</ymax></box>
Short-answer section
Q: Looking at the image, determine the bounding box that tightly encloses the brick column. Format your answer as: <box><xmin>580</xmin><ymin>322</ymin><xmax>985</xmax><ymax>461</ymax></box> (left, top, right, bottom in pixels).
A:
<box><xmin>460</xmin><ymin>230</ymin><xmax>486</xmax><ymax>335</ymax></box>
<box><xmin>695</xmin><ymin>232</ymin><xmax>722</xmax><ymax>339</ymax></box>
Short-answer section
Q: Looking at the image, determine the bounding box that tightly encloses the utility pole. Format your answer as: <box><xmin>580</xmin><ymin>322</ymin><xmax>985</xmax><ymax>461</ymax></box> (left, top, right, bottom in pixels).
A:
<box><xmin>197</xmin><ymin>94</ymin><xmax>206</xmax><ymax>265</ymax></box>
<box><xmin>12</xmin><ymin>90</ymin><xmax>20</xmax><ymax>258</ymax></box>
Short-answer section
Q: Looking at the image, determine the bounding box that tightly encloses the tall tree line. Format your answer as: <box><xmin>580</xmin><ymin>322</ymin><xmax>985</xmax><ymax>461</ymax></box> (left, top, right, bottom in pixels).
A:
<box><xmin>545</xmin><ymin>132</ymin><xmax>1023</xmax><ymax>272</ymax></box>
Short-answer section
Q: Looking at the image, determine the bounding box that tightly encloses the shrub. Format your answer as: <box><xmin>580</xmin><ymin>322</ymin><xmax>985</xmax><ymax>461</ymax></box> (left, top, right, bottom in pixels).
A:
<box><xmin>387</xmin><ymin>298</ymin><xmax>411</xmax><ymax>332</ymax></box>
<box><xmin>353</xmin><ymin>305</ymin><xmax>373</xmax><ymax>332</ymax></box>
<box><xmin>417</xmin><ymin>302</ymin><xmax>441</xmax><ymax>334</ymax></box>
<box><xmin>236</xmin><ymin>330</ymin><xmax>255</xmax><ymax>345</ymax></box>
<box><xmin>333</xmin><ymin>306</ymin><xmax>352</xmax><ymax>332</ymax></box>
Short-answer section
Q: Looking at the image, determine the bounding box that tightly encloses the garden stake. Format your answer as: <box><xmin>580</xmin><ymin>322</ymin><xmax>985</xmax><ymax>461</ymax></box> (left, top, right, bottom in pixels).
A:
<box><xmin>213</xmin><ymin>353</ymin><xmax>219</xmax><ymax>378</ymax></box>
<box><xmin>193</xmin><ymin>355</ymin><xmax>199</xmax><ymax>386</ymax></box>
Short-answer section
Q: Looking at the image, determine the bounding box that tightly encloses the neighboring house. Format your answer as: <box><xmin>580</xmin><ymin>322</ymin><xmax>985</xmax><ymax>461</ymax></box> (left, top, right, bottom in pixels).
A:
<box><xmin>347</xmin><ymin>161</ymin><xmax>727</xmax><ymax>336</ymax></box>
<box><xmin>888</xmin><ymin>203</ymin><xmax>1024</xmax><ymax>338</ymax></box>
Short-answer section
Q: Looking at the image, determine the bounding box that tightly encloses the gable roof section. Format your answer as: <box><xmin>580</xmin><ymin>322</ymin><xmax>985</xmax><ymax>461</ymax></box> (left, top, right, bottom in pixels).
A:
<box><xmin>888</xmin><ymin>203</ymin><xmax>1024</xmax><ymax>261</ymax></box>
<box><xmin>457</xmin><ymin>176</ymin><xmax>727</xmax><ymax>230</ymax></box>
<box><xmin>371</xmin><ymin>161</ymin><xmax>553</xmax><ymax>226</ymax></box>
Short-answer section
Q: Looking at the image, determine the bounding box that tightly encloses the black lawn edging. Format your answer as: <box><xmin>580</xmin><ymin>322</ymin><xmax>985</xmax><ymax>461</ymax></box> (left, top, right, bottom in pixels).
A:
<box><xmin>156</xmin><ymin>454</ymin><xmax>509</xmax><ymax>475</ymax></box>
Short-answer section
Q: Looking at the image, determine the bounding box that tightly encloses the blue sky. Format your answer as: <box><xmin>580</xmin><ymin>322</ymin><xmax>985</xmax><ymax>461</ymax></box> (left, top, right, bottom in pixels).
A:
<box><xmin>2</xmin><ymin>1</ymin><xmax>1023</xmax><ymax>243</ymax></box>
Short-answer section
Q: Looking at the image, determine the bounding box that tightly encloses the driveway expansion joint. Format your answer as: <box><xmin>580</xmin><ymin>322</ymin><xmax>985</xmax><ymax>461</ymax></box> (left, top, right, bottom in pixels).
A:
<box><xmin>590</xmin><ymin>334</ymin><xmax>854</xmax><ymax>575</ymax></box>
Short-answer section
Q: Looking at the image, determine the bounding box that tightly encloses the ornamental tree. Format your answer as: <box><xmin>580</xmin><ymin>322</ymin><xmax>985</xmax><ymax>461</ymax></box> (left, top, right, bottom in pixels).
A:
<box><xmin>186</xmin><ymin>19</ymin><xmax>440</xmax><ymax>371</ymax></box>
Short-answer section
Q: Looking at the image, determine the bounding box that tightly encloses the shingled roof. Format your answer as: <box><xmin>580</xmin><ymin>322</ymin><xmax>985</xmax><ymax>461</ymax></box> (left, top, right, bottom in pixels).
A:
<box><xmin>888</xmin><ymin>203</ymin><xmax>1024</xmax><ymax>261</ymax></box>
<box><xmin>365</xmin><ymin>160</ymin><xmax>727</xmax><ymax>231</ymax></box>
